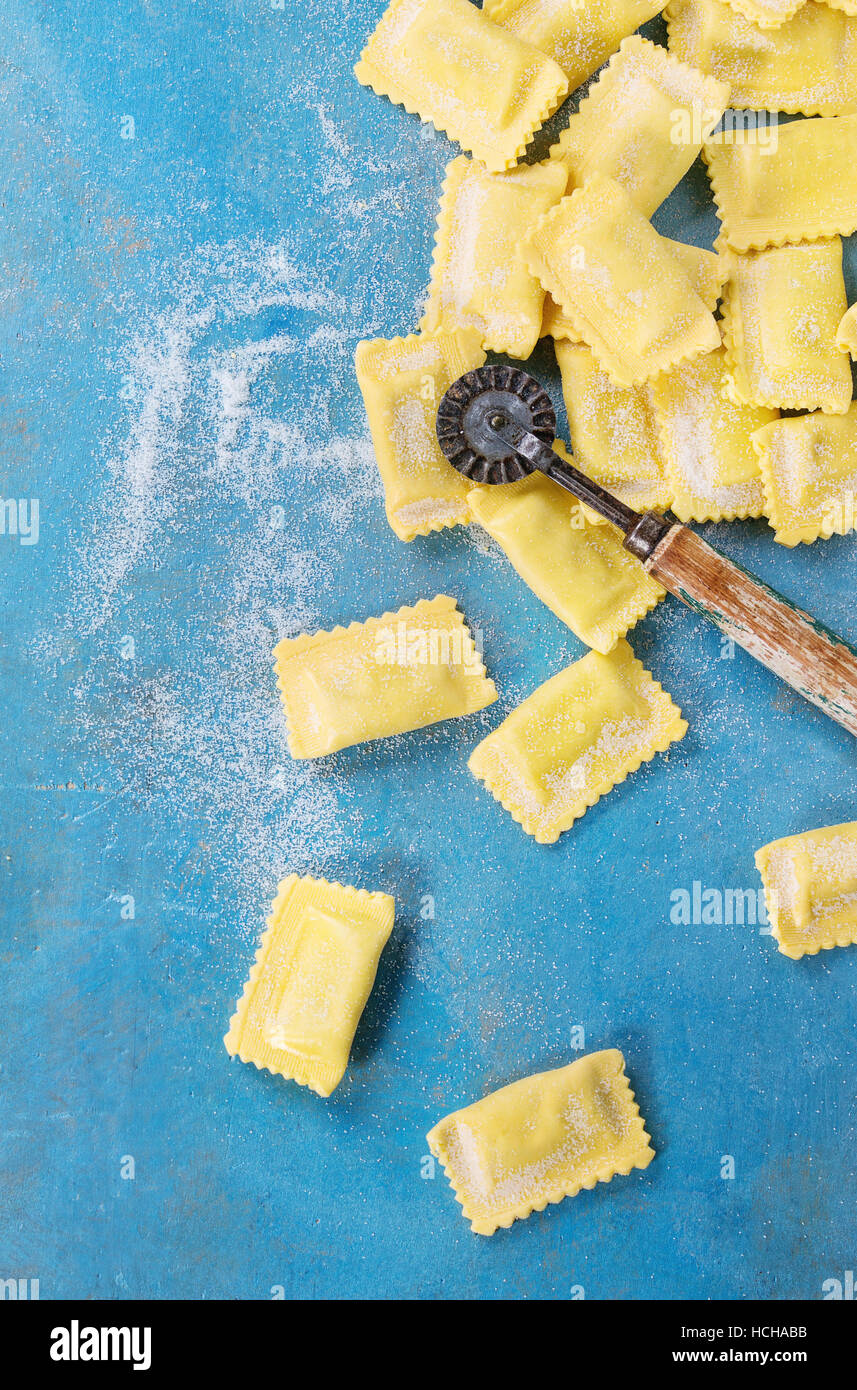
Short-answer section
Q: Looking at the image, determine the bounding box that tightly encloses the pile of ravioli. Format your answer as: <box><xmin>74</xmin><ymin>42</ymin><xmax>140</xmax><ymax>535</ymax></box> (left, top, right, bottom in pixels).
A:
<box><xmin>223</xmin><ymin>0</ymin><xmax>857</xmax><ymax>1238</ymax></box>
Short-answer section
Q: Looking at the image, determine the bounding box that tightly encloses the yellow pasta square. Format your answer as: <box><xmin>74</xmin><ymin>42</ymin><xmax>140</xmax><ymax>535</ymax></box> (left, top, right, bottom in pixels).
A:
<box><xmin>275</xmin><ymin>594</ymin><xmax>497</xmax><ymax>758</ymax></box>
<box><xmin>468</xmin><ymin>638</ymin><xmax>687</xmax><ymax>843</ymax></box>
<box><xmin>224</xmin><ymin>875</ymin><xmax>395</xmax><ymax>1096</ymax></box>
<box><xmin>427</xmin><ymin>1049</ymin><xmax>655</xmax><ymax>1235</ymax></box>
<box><xmin>421</xmin><ymin>156</ymin><xmax>567</xmax><ymax>359</ymax></box>
<box><xmin>543</xmin><ymin>237</ymin><xmax>726</xmax><ymax>340</ymax></box>
<box><xmin>355</xmin><ymin>328</ymin><xmax>485</xmax><ymax>541</ymax></box>
<box><xmin>466</xmin><ymin>445</ymin><xmax>665</xmax><ymax>653</ymax></box>
<box><xmin>550</xmin><ymin>35</ymin><xmax>730</xmax><ymax>217</ymax></box>
<box><xmin>667</xmin><ymin>0</ymin><xmax>857</xmax><ymax>115</ymax></box>
<box><xmin>483</xmin><ymin>0</ymin><xmax>667</xmax><ymax>90</ymax></box>
<box><xmin>650</xmin><ymin>345</ymin><xmax>777</xmax><ymax>522</ymax></box>
<box><xmin>705</xmin><ymin>113</ymin><xmax>857</xmax><ymax>251</ymax></box>
<box><xmin>753</xmin><ymin>405</ymin><xmax>857</xmax><ymax>545</ymax></box>
<box><xmin>556</xmin><ymin>340</ymin><xmax>673</xmax><ymax>513</ymax></box>
<box><xmin>756</xmin><ymin>823</ymin><xmax>857</xmax><ymax>959</ymax></box>
<box><xmin>524</xmin><ymin>175</ymin><xmax>721</xmax><ymax>386</ymax></box>
<box><xmin>721</xmin><ymin>239</ymin><xmax>851</xmax><ymax>415</ymax></box>
<box><xmin>354</xmin><ymin>0</ymin><xmax>569</xmax><ymax>172</ymax></box>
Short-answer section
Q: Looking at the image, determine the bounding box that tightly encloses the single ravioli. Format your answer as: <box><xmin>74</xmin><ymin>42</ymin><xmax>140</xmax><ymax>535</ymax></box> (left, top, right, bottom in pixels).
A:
<box><xmin>756</xmin><ymin>822</ymin><xmax>857</xmax><ymax>959</ymax></box>
<box><xmin>427</xmin><ymin>1049</ymin><xmax>655</xmax><ymax>1235</ymax></box>
<box><xmin>421</xmin><ymin>156</ymin><xmax>567</xmax><ymax>360</ymax></box>
<box><xmin>468</xmin><ymin>638</ymin><xmax>687</xmax><ymax>843</ymax></box>
<box><xmin>524</xmin><ymin>175</ymin><xmax>721</xmax><ymax>387</ymax></box>
<box><xmin>650</xmin><ymin>345</ymin><xmax>777</xmax><ymax>522</ymax></box>
<box><xmin>274</xmin><ymin>595</ymin><xmax>497</xmax><ymax>758</ymax></box>
<box><xmin>355</xmin><ymin>328</ymin><xmax>485</xmax><ymax>540</ymax></box>
<box><xmin>483</xmin><ymin>0</ymin><xmax>667</xmax><ymax>90</ymax></box>
<box><xmin>550</xmin><ymin>34</ymin><xmax>730</xmax><ymax>217</ymax></box>
<box><xmin>224</xmin><ymin>875</ymin><xmax>395</xmax><ymax>1096</ymax></box>
<box><xmin>753</xmin><ymin>405</ymin><xmax>857</xmax><ymax>545</ymax></box>
<box><xmin>354</xmin><ymin>0</ymin><xmax>569</xmax><ymax>172</ymax></box>
<box><xmin>667</xmin><ymin>0</ymin><xmax>857</xmax><ymax>115</ymax></box>
<box><xmin>542</xmin><ymin>238</ymin><xmax>726</xmax><ymax>340</ymax></box>
<box><xmin>556</xmin><ymin>341</ymin><xmax>673</xmax><ymax>513</ymax></box>
<box><xmin>704</xmin><ymin>113</ymin><xmax>857</xmax><ymax>251</ymax></box>
<box><xmin>466</xmin><ymin>444</ymin><xmax>665</xmax><ymax>653</ymax></box>
<box><xmin>721</xmin><ymin>239</ymin><xmax>851</xmax><ymax>415</ymax></box>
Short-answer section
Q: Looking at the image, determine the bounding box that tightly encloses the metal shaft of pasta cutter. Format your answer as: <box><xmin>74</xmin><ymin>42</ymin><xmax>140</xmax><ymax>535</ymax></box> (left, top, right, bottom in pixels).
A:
<box><xmin>484</xmin><ymin>413</ymin><xmax>675</xmax><ymax>564</ymax></box>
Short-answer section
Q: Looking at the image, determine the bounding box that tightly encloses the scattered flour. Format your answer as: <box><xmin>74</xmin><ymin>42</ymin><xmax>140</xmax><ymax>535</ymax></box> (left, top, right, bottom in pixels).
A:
<box><xmin>43</xmin><ymin>236</ymin><xmax>385</xmax><ymax>922</ymax></box>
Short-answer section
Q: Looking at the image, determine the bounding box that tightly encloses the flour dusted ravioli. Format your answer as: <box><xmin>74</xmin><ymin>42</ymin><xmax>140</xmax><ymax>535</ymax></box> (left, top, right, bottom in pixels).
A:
<box><xmin>483</xmin><ymin>0</ymin><xmax>667</xmax><ymax>90</ymax></box>
<box><xmin>752</xmin><ymin>405</ymin><xmax>857</xmax><ymax>545</ymax></box>
<box><xmin>355</xmin><ymin>328</ymin><xmax>485</xmax><ymax>540</ymax></box>
<box><xmin>354</xmin><ymin>0</ymin><xmax>569</xmax><ymax>172</ymax></box>
<box><xmin>468</xmin><ymin>639</ymin><xmax>687</xmax><ymax>843</ymax></box>
<box><xmin>705</xmin><ymin>114</ymin><xmax>857</xmax><ymax>251</ymax></box>
<box><xmin>543</xmin><ymin>239</ymin><xmax>725</xmax><ymax>340</ymax></box>
<box><xmin>421</xmin><ymin>156</ymin><xmax>567</xmax><ymax>359</ymax></box>
<box><xmin>650</xmin><ymin>346</ymin><xmax>776</xmax><ymax>522</ymax></box>
<box><xmin>224</xmin><ymin>875</ymin><xmax>395</xmax><ymax>1095</ymax></box>
<box><xmin>667</xmin><ymin>0</ymin><xmax>857</xmax><ymax>116</ymax></box>
<box><xmin>837</xmin><ymin>303</ymin><xmax>857</xmax><ymax>357</ymax></box>
<box><xmin>524</xmin><ymin>175</ymin><xmax>720</xmax><ymax>386</ymax></box>
<box><xmin>274</xmin><ymin>595</ymin><xmax>497</xmax><ymax>758</ymax></box>
<box><xmin>550</xmin><ymin>36</ymin><xmax>730</xmax><ymax>217</ymax></box>
<box><xmin>756</xmin><ymin>823</ymin><xmax>857</xmax><ymax>959</ymax></box>
<box><xmin>427</xmin><ymin>1049</ymin><xmax>655</xmax><ymax>1234</ymax></box>
<box><xmin>556</xmin><ymin>342</ymin><xmax>672</xmax><ymax>513</ymax></box>
<box><xmin>467</xmin><ymin>445</ymin><xmax>665</xmax><ymax>653</ymax></box>
<box><xmin>721</xmin><ymin>240</ymin><xmax>851</xmax><ymax>415</ymax></box>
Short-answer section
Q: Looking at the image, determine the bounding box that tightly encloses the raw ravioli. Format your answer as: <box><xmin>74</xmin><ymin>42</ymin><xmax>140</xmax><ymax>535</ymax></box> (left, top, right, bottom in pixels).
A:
<box><xmin>650</xmin><ymin>345</ymin><xmax>777</xmax><ymax>522</ymax></box>
<box><xmin>756</xmin><ymin>823</ymin><xmax>857</xmax><ymax>959</ymax></box>
<box><xmin>753</xmin><ymin>405</ymin><xmax>857</xmax><ymax>545</ymax></box>
<box><xmin>421</xmin><ymin>156</ymin><xmax>567</xmax><ymax>359</ymax></box>
<box><xmin>550</xmin><ymin>35</ymin><xmax>729</xmax><ymax>217</ymax></box>
<box><xmin>428</xmin><ymin>1049</ymin><xmax>655</xmax><ymax>1234</ymax></box>
<box><xmin>224</xmin><ymin>875</ymin><xmax>395</xmax><ymax>1096</ymax></box>
<box><xmin>355</xmin><ymin>328</ymin><xmax>485</xmax><ymax>541</ymax></box>
<box><xmin>721</xmin><ymin>239</ymin><xmax>851</xmax><ymax>415</ymax></box>
<box><xmin>524</xmin><ymin>175</ymin><xmax>720</xmax><ymax>386</ymax></box>
<box><xmin>275</xmin><ymin>595</ymin><xmax>497</xmax><ymax>757</ymax></box>
<box><xmin>467</xmin><ymin>445</ymin><xmax>665</xmax><ymax>653</ymax></box>
<box><xmin>468</xmin><ymin>639</ymin><xmax>687</xmax><ymax>843</ymax></box>
<box><xmin>355</xmin><ymin>0</ymin><xmax>569</xmax><ymax>171</ymax></box>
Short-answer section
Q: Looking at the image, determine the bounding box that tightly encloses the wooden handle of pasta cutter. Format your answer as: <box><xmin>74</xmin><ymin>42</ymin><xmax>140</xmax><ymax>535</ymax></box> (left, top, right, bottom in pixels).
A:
<box><xmin>644</xmin><ymin>525</ymin><xmax>857</xmax><ymax>738</ymax></box>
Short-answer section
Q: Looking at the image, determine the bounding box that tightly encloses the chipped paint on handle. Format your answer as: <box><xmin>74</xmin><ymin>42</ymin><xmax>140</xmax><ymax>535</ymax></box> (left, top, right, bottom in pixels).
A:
<box><xmin>646</xmin><ymin>526</ymin><xmax>857</xmax><ymax>738</ymax></box>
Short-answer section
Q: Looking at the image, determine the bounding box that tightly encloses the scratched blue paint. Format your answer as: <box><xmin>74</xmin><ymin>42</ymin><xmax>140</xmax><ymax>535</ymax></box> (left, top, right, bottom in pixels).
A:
<box><xmin>2</xmin><ymin>1</ymin><xmax>857</xmax><ymax>1301</ymax></box>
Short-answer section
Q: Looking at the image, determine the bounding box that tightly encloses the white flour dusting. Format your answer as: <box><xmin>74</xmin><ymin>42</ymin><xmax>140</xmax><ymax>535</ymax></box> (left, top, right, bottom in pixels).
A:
<box><xmin>45</xmin><ymin>237</ymin><xmax>384</xmax><ymax>922</ymax></box>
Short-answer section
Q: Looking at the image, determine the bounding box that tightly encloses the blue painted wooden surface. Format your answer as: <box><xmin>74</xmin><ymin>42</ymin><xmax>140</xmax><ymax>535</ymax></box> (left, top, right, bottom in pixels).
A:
<box><xmin>2</xmin><ymin>0</ymin><xmax>856</xmax><ymax>1300</ymax></box>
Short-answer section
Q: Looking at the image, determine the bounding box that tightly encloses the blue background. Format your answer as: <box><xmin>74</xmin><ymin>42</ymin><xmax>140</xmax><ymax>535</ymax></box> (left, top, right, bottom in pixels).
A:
<box><xmin>2</xmin><ymin>0</ymin><xmax>856</xmax><ymax>1301</ymax></box>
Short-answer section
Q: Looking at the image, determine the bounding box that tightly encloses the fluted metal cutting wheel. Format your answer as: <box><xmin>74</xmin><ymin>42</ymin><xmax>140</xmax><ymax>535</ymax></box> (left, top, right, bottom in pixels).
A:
<box><xmin>435</xmin><ymin>364</ymin><xmax>557</xmax><ymax>485</ymax></box>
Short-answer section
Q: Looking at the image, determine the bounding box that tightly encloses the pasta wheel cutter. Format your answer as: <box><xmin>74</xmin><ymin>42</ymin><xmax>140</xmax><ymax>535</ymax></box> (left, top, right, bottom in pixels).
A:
<box><xmin>437</xmin><ymin>364</ymin><xmax>857</xmax><ymax>738</ymax></box>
